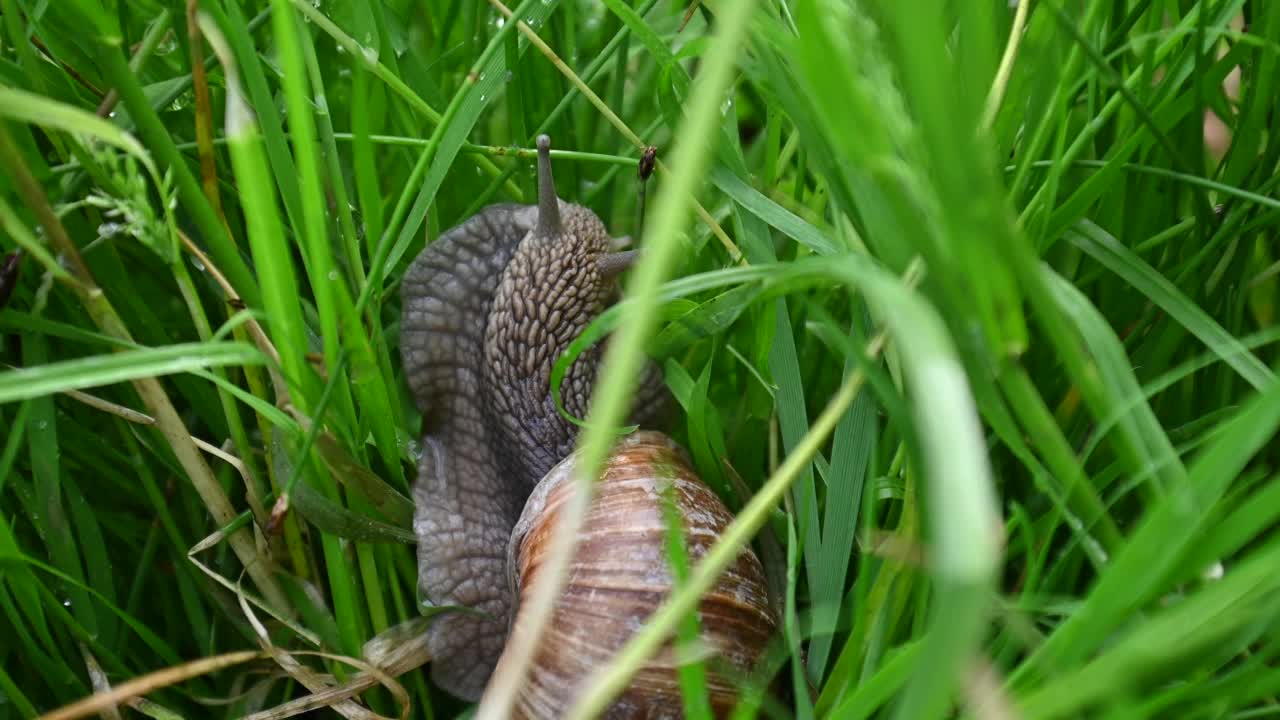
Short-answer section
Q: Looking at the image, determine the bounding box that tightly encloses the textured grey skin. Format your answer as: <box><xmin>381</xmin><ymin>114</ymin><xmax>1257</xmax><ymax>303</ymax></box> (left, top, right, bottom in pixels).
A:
<box><xmin>400</xmin><ymin>142</ymin><xmax>667</xmax><ymax>701</ymax></box>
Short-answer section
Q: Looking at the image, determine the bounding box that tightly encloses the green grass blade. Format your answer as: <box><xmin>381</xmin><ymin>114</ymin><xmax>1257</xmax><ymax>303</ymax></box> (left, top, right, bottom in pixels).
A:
<box><xmin>1067</xmin><ymin>219</ymin><xmax>1273</xmax><ymax>390</ymax></box>
<box><xmin>1015</xmin><ymin>365</ymin><xmax>1280</xmax><ymax>685</ymax></box>
<box><xmin>0</xmin><ymin>342</ymin><xmax>265</xmax><ymax>405</ymax></box>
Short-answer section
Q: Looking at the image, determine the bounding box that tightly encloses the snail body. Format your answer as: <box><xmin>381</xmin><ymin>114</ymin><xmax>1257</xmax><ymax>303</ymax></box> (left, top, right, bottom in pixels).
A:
<box><xmin>400</xmin><ymin>136</ymin><xmax>664</xmax><ymax>699</ymax></box>
<box><xmin>499</xmin><ymin>431</ymin><xmax>777</xmax><ymax>719</ymax></box>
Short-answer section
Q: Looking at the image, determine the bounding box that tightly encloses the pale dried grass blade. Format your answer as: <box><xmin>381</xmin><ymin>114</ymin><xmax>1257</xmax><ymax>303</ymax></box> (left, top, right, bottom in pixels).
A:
<box><xmin>38</xmin><ymin>651</ymin><xmax>262</xmax><ymax>720</ymax></box>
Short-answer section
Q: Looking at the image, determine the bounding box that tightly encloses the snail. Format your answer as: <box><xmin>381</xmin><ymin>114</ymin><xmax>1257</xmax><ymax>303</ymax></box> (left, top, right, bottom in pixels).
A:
<box><xmin>400</xmin><ymin>135</ymin><xmax>776</xmax><ymax>711</ymax></box>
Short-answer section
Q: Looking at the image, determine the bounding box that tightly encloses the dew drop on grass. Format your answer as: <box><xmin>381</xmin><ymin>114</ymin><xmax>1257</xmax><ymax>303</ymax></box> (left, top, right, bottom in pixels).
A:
<box><xmin>397</xmin><ymin>430</ymin><xmax>419</xmax><ymax>460</ymax></box>
<box><xmin>169</xmin><ymin>90</ymin><xmax>194</xmax><ymax>112</ymax></box>
<box><xmin>362</xmin><ymin>45</ymin><xmax>380</xmax><ymax>65</ymax></box>
<box><xmin>327</xmin><ymin>270</ymin><xmax>339</xmax><ymax>281</ymax></box>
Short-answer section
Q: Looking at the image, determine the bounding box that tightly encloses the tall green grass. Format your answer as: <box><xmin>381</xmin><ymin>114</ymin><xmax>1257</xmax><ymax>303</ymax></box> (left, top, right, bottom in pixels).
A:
<box><xmin>1</xmin><ymin>1</ymin><xmax>1278</xmax><ymax>718</ymax></box>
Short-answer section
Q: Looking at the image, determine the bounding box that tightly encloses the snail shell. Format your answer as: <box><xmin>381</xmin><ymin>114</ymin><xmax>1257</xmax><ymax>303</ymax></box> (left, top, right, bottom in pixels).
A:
<box><xmin>497</xmin><ymin>430</ymin><xmax>777</xmax><ymax>718</ymax></box>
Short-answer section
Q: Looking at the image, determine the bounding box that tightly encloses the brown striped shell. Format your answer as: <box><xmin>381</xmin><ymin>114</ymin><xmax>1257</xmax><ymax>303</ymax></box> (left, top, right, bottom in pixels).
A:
<box><xmin>498</xmin><ymin>430</ymin><xmax>777</xmax><ymax>719</ymax></box>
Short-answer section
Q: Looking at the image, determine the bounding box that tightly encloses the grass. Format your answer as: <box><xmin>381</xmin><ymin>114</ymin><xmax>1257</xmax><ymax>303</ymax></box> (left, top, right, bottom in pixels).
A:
<box><xmin>1</xmin><ymin>0</ymin><xmax>1279</xmax><ymax>718</ymax></box>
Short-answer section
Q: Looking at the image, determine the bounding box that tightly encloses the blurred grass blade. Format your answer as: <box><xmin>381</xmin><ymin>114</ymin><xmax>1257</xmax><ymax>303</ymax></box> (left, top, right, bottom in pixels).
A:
<box><xmin>828</xmin><ymin>642</ymin><xmax>922</xmax><ymax>720</ymax></box>
<box><xmin>210</xmin><ymin>15</ymin><xmax>321</xmax><ymax>410</ymax></box>
<box><xmin>0</xmin><ymin>85</ymin><xmax>154</xmax><ymax>175</ymax></box>
<box><xmin>0</xmin><ymin>342</ymin><xmax>264</xmax><ymax>405</ymax></box>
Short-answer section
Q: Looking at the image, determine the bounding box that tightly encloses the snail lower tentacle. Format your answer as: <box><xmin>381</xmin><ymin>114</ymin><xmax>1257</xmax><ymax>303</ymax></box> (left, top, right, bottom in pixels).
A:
<box><xmin>401</xmin><ymin>135</ymin><xmax>668</xmax><ymax>700</ymax></box>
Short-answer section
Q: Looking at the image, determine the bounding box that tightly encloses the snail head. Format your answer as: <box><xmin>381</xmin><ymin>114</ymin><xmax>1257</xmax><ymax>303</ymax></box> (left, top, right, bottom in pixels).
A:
<box><xmin>486</xmin><ymin>136</ymin><xmax>637</xmax><ymax>392</ymax></box>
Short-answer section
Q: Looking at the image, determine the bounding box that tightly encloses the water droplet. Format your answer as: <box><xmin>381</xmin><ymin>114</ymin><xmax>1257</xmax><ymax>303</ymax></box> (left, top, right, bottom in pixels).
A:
<box><xmin>169</xmin><ymin>89</ymin><xmax>194</xmax><ymax>112</ymax></box>
<box><xmin>503</xmin><ymin>70</ymin><xmax>513</xmax><ymax>83</ymax></box>
<box><xmin>327</xmin><ymin>270</ymin><xmax>339</xmax><ymax>281</ymax></box>
<box><xmin>156</xmin><ymin>35</ymin><xmax>178</xmax><ymax>56</ymax></box>
<box><xmin>36</xmin><ymin>420</ymin><xmax>48</xmax><ymax>430</ymax></box>
<box><xmin>98</xmin><ymin>222</ymin><xmax>123</xmax><ymax>239</ymax></box>
<box><xmin>478</xmin><ymin>93</ymin><xmax>487</xmax><ymax>103</ymax></box>
<box><xmin>62</xmin><ymin>599</ymin><xmax>71</xmax><ymax>608</ymax></box>
<box><xmin>398</xmin><ymin>432</ymin><xmax>419</xmax><ymax>459</ymax></box>
<box><xmin>362</xmin><ymin>45</ymin><xmax>380</xmax><ymax>64</ymax></box>
<box><xmin>192</xmin><ymin>256</ymin><xmax>206</xmax><ymax>273</ymax></box>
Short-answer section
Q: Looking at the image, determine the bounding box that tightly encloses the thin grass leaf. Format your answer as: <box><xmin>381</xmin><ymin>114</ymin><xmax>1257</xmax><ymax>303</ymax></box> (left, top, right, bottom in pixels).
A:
<box><xmin>1067</xmin><ymin>219</ymin><xmax>1273</xmax><ymax>390</ymax></box>
<box><xmin>707</xmin><ymin>166</ymin><xmax>840</xmax><ymax>256</ymax></box>
<box><xmin>1020</xmin><ymin>533</ymin><xmax>1280</xmax><ymax>719</ymax></box>
<box><xmin>807</xmin><ymin>312</ymin><xmax>877</xmax><ymax>681</ymax></box>
<box><xmin>0</xmin><ymin>85</ymin><xmax>154</xmax><ymax>175</ymax></box>
<box><xmin>0</xmin><ymin>342</ymin><xmax>265</xmax><ymax>405</ymax></box>
<box><xmin>1044</xmin><ymin>267</ymin><xmax>1186</xmax><ymax>493</ymax></box>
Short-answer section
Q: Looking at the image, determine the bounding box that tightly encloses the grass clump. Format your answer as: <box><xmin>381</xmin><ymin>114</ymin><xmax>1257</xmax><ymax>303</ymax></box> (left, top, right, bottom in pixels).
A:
<box><xmin>1</xmin><ymin>1</ymin><xmax>1279</xmax><ymax>718</ymax></box>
